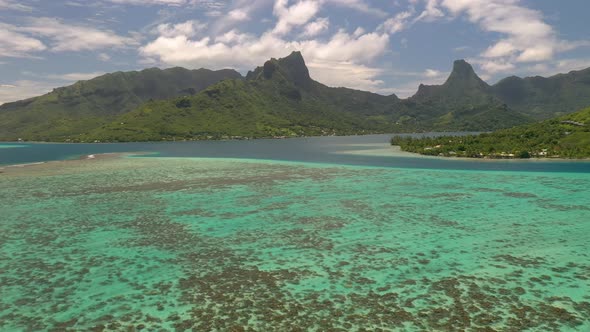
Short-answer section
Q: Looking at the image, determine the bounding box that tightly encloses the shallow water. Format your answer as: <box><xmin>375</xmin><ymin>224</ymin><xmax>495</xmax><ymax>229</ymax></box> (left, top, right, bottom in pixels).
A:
<box><xmin>2</xmin><ymin>134</ymin><xmax>590</xmax><ymax>172</ymax></box>
<box><xmin>0</xmin><ymin>144</ymin><xmax>27</xmax><ymax>149</ymax></box>
<box><xmin>1</xmin><ymin>155</ymin><xmax>589</xmax><ymax>331</ymax></box>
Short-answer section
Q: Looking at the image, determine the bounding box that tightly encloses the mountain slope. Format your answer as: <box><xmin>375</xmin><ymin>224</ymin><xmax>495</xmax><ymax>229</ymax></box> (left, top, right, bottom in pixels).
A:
<box><xmin>399</xmin><ymin>60</ymin><xmax>531</xmax><ymax>130</ymax></box>
<box><xmin>246</xmin><ymin>53</ymin><xmax>400</xmax><ymax>117</ymax></box>
<box><xmin>492</xmin><ymin>67</ymin><xmax>590</xmax><ymax>120</ymax></box>
<box><xmin>0</xmin><ymin>67</ymin><xmax>241</xmax><ymax>140</ymax></box>
<box><xmin>1</xmin><ymin>52</ymin><xmax>589</xmax><ymax>142</ymax></box>
<box><xmin>392</xmin><ymin>106</ymin><xmax>590</xmax><ymax>159</ymax></box>
<box><xmin>85</xmin><ymin>52</ymin><xmax>403</xmax><ymax>141</ymax></box>
<box><xmin>413</xmin><ymin>60</ymin><xmax>492</xmax><ymax>102</ymax></box>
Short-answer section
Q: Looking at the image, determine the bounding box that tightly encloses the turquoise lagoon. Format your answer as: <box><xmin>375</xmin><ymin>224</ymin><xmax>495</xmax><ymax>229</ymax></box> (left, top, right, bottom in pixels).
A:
<box><xmin>1</xmin><ymin>136</ymin><xmax>589</xmax><ymax>331</ymax></box>
<box><xmin>0</xmin><ymin>145</ymin><xmax>27</xmax><ymax>149</ymax></box>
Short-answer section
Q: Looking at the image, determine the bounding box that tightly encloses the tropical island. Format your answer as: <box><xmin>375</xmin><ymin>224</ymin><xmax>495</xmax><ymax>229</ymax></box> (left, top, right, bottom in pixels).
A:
<box><xmin>2</xmin><ymin>52</ymin><xmax>590</xmax><ymax>146</ymax></box>
<box><xmin>391</xmin><ymin>107</ymin><xmax>590</xmax><ymax>159</ymax></box>
<box><xmin>3</xmin><ymin>2</ymin><xmax>590</xmax><ymax>331</ymax></box>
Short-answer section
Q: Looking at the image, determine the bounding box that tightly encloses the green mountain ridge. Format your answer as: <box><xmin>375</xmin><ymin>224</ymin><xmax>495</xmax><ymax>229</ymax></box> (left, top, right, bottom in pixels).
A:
<box><xmin>1</xmin><ymin>51</ymin><xmax>589</xmax><ymax>142</ymax></box>
<box><xmin>413</xmin><ymin>60</ymin><xmax>492</xmax><ymax>101</ymax></box>
<box><xmin>492</xmin><ymin>67</ymin><xmax>590</xmax><ymax>119</ymax></box>
<box><xmin>400</xmin><ymin>60</ymin><xmax>532</xmax><ymax>131</ymax></box>
<box><xmin>0</xmin><ymin>67</ymin><xmax>241</xmax><ymax>140</ymax></box>
<box><xmin>85</xmin><ymin>52</ymin><xmax>402</xmax><ymax>141</ymax></box>
<box><xmin>392</xmin><ymin>106</ymin><xmax>590</xmax><ymax>159</ymax></box>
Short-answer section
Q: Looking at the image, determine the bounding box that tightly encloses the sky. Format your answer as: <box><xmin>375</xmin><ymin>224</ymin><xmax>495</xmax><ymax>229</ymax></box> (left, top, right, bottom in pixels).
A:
<box><xmin>0</xmin><ymin>0</ymin><xmax>589</xmax><ymax>104</ymax></box>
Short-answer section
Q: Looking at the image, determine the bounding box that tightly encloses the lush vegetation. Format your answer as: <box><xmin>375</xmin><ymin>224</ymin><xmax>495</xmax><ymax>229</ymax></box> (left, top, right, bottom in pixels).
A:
<box><xmin>492</xmin><ymin>67</ymin><xmax>590</xmax><ymax>120</ymax></box>
<box><xmin>2</xmin><ymin>52</ymin><xmax>590</xmax><ymax>142</ymax></box>
<box><xmin>395</xmin><ymin>60</ymin><xmax>532</xmax><ymax>131</ymax></box>
<box><xmin>82</xmin><ymin>53</ymin><xmax>403</xmax><ymax>142</ymax></box>
<box><xmin>393</xmin><ymin>59</ymin><xmax>590</xmax><ymax>128</ymax></box>
<box><xmin>0</xmin><ymin>67</ymin><xmax>241</xmax><ymax>141</ymax></box>
<box><xmin>392</xmin><ymin>107</ymin><xmax>590</xmax><ymax>159</ymax></box>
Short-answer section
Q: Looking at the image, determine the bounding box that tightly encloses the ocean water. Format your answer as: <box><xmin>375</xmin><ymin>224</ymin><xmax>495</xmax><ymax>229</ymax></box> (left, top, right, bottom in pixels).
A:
<box><xmin>0</xmin><ymin>145</ymin><xmax>27</xmax><ymax>149</ymax></box>
<box><xmin>2</xmin><ymin>134</ymin><xmax>590</xmax><ymax>172</ymax></box>
<box><xmin>1</xmin><ymin>138</ymin><xmax>590</xmax><ymax>331</ymax></box>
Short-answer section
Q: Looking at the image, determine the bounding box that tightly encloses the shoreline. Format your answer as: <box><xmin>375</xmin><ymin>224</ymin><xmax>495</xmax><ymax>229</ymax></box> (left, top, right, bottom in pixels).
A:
<box><xmin>2</xmin><ymin>147</ymin><xmax>589</xmax><ymax>173</ymax></box>
<box><xmin>0</xmin><ymin>153</ymin><xmax>134</xmax><ymax>173</ymax></box>
<box><xmin>390</xmin><ymin>145</ymin><xmax>590</xmax><ymax>162</ymax></box>
<box><xmin>340</xmin><ymin>143</ymin><xmax>590</xmax><ymax>162</ymax></box>
<box><xmin>0</xmin><ymin>131</ymin><xmax>478</xmax><ymax>145</ymax></box>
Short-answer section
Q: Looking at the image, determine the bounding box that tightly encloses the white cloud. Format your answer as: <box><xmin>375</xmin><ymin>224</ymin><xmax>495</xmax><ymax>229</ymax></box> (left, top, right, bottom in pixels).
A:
<box><xmin>209</xmin><ymin>0</ymin><xmax>266</xmax><ymax>34</ymax></box>
<box><xmin>440</xmin><ymin>0</ymin><xmax>558</xmax><ymax>64</ymax></box>
<box><xmin>0</xmin><ymin>80</ymin><xmax>57</xmax><ymax>105</ymax></box>
<box><xmin>106</xmin><ymin>0</ymin><xmax>187</xmax><ymax>5</ymax></box>
<box><xmin>516</xmin><ymin>58</ymin><xmax>590</xmax><ymax>79</ymax></box>
<box><xmin>19</xmin><ymin>17</ymin><xmax>139</xmax><ymax>52</ymax></box>
<box><xmin>21</xmin><ymin>70</ymin><xmax>108</xmax><ymax>81</ymax></box>
<box><xmin>0</xmin><ymin>0</ymin><xmax>33</xmax><ymax>11</ymax></box>
<box><xmin>155</xmin><ymin>20</ymin><xmax>206</xmax><ymax>38</ymax></box>
<box><xmin>482</xmin><ymin>41</ymin><xmax>516</xmax><ymax>58</ymax></box>
<box><xmin>302</xmin><ymin>30</ymin><xmax>390</xmax><ymax>63</ymax></box>
<box><xmin>141</xmin><ymin>23</ymin><xmax>391</xmax><ymax>92</ymax></box>
<box><xmin>0</xmin><ymin>71</ymin><xmax>113</xmax><ymax>104</ymax></box>
<box><xmin>414</xmin><ymin>0</ymin><xmax>444</xmax><ymax>22</ymax></box>
<box><xmin>379</xmin><ymin>10</ymin><xmax>413</xmax><ymax>34</ymax></box>
<box><xmin>307</xmin><ymin>60</ymin><xmax>384</xmax><ymax>90</ymax></box>
<box><xmin>46</xmin><ymin>72</ymin><xmax>106</xmax><ymax>81</ymax></box>
<box><xmin>138</xmin><ymin>0</ymin><xmax>406</xmax><ymax>92</ymax></box>
<box><xmin>352</xmin><ymin>27</ymin><xmax>365</xmax><ymax>37</ymax></box>
<box><xmin>323</xmin><ymin>0</ymin><xmax>386</xmax><ymax>17</ymax></box>
<box><xmin>228</xmin><ymin>9</ymin><xmax>249</xmax><ymax>21</ymax></box>
<box><xmin>0</xmin><ymin>23</ymin><xmax>46</xmax><ymax>58</ymax></box>
<box><xmin>141</xmin><ymin>28</ymin><xmax>389</xmax><ymax>68</ymax></box>
<box><xmin>300</xmin><ymin>17</ymin><xmax>329</xmax><ymax>38</ymax></box>
<box><xmin>478</xmin><ymin>60</ymin><xmax>515</xmax><ymax>74</ymax></box>
<box><xmin>273</xmin><ymin>0</ymin><xmax>321</xmax><ymax>35</ymax></box>
<box><xmin>390</xmin><ymin>69</ymin><xmax>450</xmax><ymax>97</ymax></box>
<box><xmin>98</xmin><ymin>53</ymin><xmax>111</xmax><ymax>61</ymax></box>
<box><xmin>215</xmin><ymin>30</ymin><xmax>254</xmax><ymax>44</ymax></box>
<box><xmin>1</xmin><ymin>17</ymin><xmax>140</xmax><ymax>57</ymax></box>
<box><xmin>440</xmin><ymin>0</ymin><xmax>576</xmax><ymax>69</ymax></box>
<box><xmin>407</xmin><ymin>0</ymin><xmax>590</xmax><ymax>75</ymax></box>
<box><xmin>423</xmin><ymin>69</ymin><xmax>441</xmax><ymax>78</ymax></box>
<box><xmin>554</xmin><ymin>58</ymin><xmax>590</xmax><ymax>73</ymax></box>
<box><xmin>205</xmin><ymin>10</ymin><xmax>223</xmax><ymax>17</ymax></box>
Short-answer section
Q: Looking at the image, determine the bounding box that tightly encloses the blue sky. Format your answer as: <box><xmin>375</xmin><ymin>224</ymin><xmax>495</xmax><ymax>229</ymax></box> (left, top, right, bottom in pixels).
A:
<box><xmin>0</xmin><ymin>0</ymin><xmax>588</xmax><ymax>104</ymax></box>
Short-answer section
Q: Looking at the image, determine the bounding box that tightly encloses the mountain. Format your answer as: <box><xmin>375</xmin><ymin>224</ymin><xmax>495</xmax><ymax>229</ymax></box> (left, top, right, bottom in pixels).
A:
<box><xmin>246</xmin><ymin>52</ymin><xmax>400</xmax><ymax>117</ymax></box>
<box><xmin>401</xmin><ymin>60</ymin><xmax>590</xmax><ymax>129</ymax></box>
<box><xmin>0</xmin><ymin>67</ymin><xmax>241</xmax><ymax>140</ymax></box>
<box><xmin>413</xmin><ymin>60</ymin><xmax>492</xmax><ymax>101</ymax></box>
<box><xmin>392</xmin><ymin>106</ymin><xmax>590</xmax><ymax>159</ymax></box>
<box><xmin>399</xmin><ymin>60</ymin><xmax>531</xmax><ymax>131</ymax></box>
<box><xmin>85</xmin><ymin>52</ymin><xmax>402</xmax><ymax>142</ymax></box>
<box><xmin>492</xmin><ymin>67</ymin><xmax>590</xmax><ymax>120</ymax></box>
<box><xmin>1</xmin><ymin>52</ymin><xmax>590</xmax><ymax>142</ymax></box>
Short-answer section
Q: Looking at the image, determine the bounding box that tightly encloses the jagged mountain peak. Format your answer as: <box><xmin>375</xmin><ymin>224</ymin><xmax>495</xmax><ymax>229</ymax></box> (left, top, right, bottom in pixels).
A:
<box><xmin>411</xmin><ymin>59</ymin><xmax>491</xmax><ymax>101</ymax></box>
<box><xmin>246</xmin><ymin>51</ymin><xmax>312</xmax><ymax>88</ymax></box>
<box><xmin>276</xmin><ymin>51</ymin><xmax>311</xmax><ymax>88</ymax></box>
<box><xmin>444</xmin><ymin>59</ymin><xmax>489</xmax><ymax>89</ymax></box>
<box><xmin>279</xmin><ymin>51</ymin><xmax>305</xmax><ymax>65</ymax></box>
<box><xmin>451</xmin><ymin>59</ymin><xmax>473</xmax><ymax>75</ymax></box>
